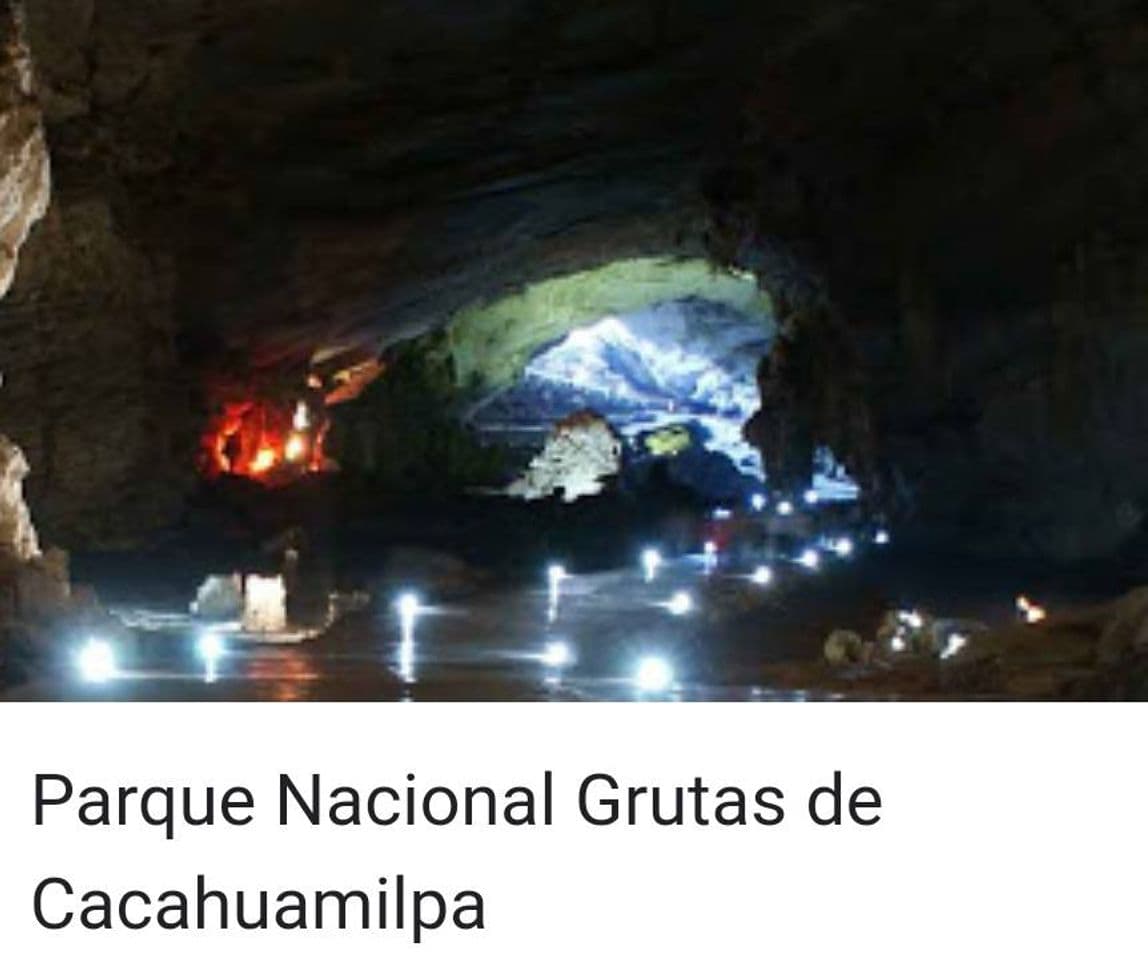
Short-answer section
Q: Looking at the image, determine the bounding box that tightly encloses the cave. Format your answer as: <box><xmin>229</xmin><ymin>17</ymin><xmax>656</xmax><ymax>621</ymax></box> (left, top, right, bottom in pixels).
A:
<box><xmin>0</xmin><ymin>0</ymin><xmax>1146</xmax><ymax>700</ymax></box>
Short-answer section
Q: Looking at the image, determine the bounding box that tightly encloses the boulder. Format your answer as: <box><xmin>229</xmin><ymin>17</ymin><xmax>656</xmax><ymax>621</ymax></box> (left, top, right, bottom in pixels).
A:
<box><xmin>190</xmin><ymin>574</ymin><xmax>244</xmax><ymax>621</ymax></box>
<box><xmin>823</xmin><ymin>629</ymin><xmax>868</xmax><ymax>666</ymax></box>
<box><xmin>505</xmin><ymin>410</ymin><xmax>621</xmax><ymax>502</ymax></box>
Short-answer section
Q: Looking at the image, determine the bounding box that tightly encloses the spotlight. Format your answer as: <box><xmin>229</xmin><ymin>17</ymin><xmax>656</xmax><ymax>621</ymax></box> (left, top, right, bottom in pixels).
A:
<box><xmin>665</xmin><ymin>591</ymin><xmax>693</xmax><ymax>616</ymax></box>
<box><xmin>941</xmin><ymin>633</ymin><xmax>968</xmax><ymax>660</ymax></box>
<box><xmin>831</xmin><ymin>537</ymin><xmax>854</xmax><ymax>558</ymax></box>
<box><xmin>804</xmin><ymin>489</ymin><xmax>820</xmax><ymax>505</ymax></box>
<box><xmin>395</xmin><ymin>592</ymin><xmax>422</xmax><ymax>621</ymax></box>
<box><xmin>874</xmin><ymin>529</ymin><xmax>890</xmax><ymax>545</ymax></box>
<box><xmin>634</xmin><ymin>656</ymin><xmax>674</xmax><ymax>693</ymax></box>
<box><xmin>541</xmin><ymin>641</ymin><xmax>573</xmax><ymax>668</ymax></box>
<box><xmin>703</xmin><ymin>540</ymin><xmax>717</xmax><ymax>556</ymax></box>
<box><xmin>196</xmin><ymin>630</ymin><xmax>224</xmax><ymax>660</ymax></box>
<box><xmin>776</xmin><ymin>500</ymin><xmax>794</xmax><ymax>516</ymax></box>
<box><xmin>751</xmin><ymin>565</ymin><xmax>773</xmax><ymax>586</ymax></box>
<box><xmin>750</xmin><ymin>493</ymin><xmax>766</xmax><ymax>512</ymax></box>
<box><xmin>641</xmin><ymin>548</ymin><xmax>662</xmax><ymax>583</ymax></box>
<box><xmin>898</xmin><ymin>609</ymin><xmax>925</xmax><ymax>630</ymax></box>
<box><xmin>77</xmin><ymin>638</ymin><xmax>117</xmax><ymax>684</ymax></box>
<box><xmin>284</xmin><ymin>432</ymin><xmax>306</xmax><ymax>462</ymax></box>
<box><xmin>547</xmin><ymin>564</ymin><xmax>568</xmax><ymax>588</ymax></box>
<box><xmin>797</xmin><ymin>548</ymin><xmax>820</xmax><ymax>571</ymax></box>
<box><xmin>1016</xmin><ymin>595</ymin><xmax>1047</xmax><ymax>624</ymax></box>
<box><xmin>711</xmin><ymin>508</ymin><xmax>732</xmax><ymax>520</ymax></box>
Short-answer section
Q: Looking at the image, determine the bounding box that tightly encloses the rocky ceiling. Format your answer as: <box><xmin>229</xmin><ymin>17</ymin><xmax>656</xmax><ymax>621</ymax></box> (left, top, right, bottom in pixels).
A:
<box><xmin>0</xmin><ymin>0</ymin><xmax>1146</xmax><ymax>556</ymax></box>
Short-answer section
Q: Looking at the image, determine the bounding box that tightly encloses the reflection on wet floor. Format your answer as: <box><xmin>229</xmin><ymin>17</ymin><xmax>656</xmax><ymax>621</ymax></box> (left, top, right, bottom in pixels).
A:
<box><xmin>11</xmin><ymin>550</ymin><xmax>859</xmax><ymax>701</ymax></box>
<box><xmin>6</xmin><ymin>539</ymin><xmax>1115</xmax><ymax>702</ymax></box>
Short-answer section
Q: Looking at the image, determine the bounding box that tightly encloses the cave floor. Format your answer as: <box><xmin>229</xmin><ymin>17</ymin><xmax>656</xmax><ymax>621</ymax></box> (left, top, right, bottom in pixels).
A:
<box><xmin>3</xmin><ymin>551</ymin><xmax>1129</xmax><ymax>701</ymax></box>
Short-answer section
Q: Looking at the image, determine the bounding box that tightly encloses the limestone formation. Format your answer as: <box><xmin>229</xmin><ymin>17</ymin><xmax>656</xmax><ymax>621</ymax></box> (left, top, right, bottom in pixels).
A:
<box><xmin>242</xmin><ymin>575</ymin><xmax>288</xmax><ymax>634</ymax></box>
<box><xmin>0</xmin><ymin>1</ymin><xmax>48</xmax><ymax>298</ymax></box>
<box><xmin>190</xmin><ymin>574</ymin><xmax>243</xmax><ymax>622</ymax></box>
<box><xmin>505</xmin><ymin>410</ymin><xmax>621</xmax><ymax>503</ymax></box>
<box><xmin>0</xmin><ymin>432</ymin><xmax>37</xmax><ymax>560</ymax></box>
<box><xmin>2</xmin><ymin>0</ymin><xmax>1147</xmax><ymax>561</ymax></box>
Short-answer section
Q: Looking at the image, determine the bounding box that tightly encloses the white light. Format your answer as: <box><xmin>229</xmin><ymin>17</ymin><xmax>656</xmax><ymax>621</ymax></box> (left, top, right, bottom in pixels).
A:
<box><xmin>712</xmin><ymin>508</ymin><xmax>731</xmax><ymax>520</ymax></box>
<box><xmin>874</xmin><ymin>529</ymin><xmax>890</xmax><ymax>545</ymax></box>
<box><xmin>547</xmin><ymin>563</ymin><xmax>567</xmax><ymax>588</ymax></box>
<box><xmin>704</xmin><ymin>540</ymin><xmax>717</xmax><ymax>556</ymax></box>
<box><xmin>941</xmin><ymin>633</ymin><xmax>968</xmax><ymax>660</ymax></box>
<box><xmin>890</xmin><ymin>632</ymin><xmax>907</xmax><ymax>653</ymax></box>
<box><xmin>1016</xmin><ymin>595</ymin><xmax>1047</xmax><ymax>624</ymax></box>
<box><xmin>196</xmin><ymin>631</ymin><xmax>224</xmax><ymax>660</ymax></box>
<box><xmin>803</xmin><ymin>489</ymin><xmax>820</xmax><ymax>505</ymax></box>
<box><xmin>832</xmin><ymin>537</ymin><xmax>854</xmax><ymax>558</ymax></box>
<box><xmin>751</xmin><ymin>565</ymin><xmax>773</xmax><ymax>586</ymax></box>
<box><xmin>77</xmin><ymin>638</ymin><xmax>117</xmax><ymax>683</ymax></box>
<box><xmin>395</xmin><ymin>592</ymin><xmax>421</xmax><ymax>622</ymax></box>
<box><xmin>899</xmin><ymin>609</ymin><xmax>925</xmax><ymax>630</ymax></box>
<box><xmin>634</xmin><ymin>655</ymin><xmax>674</xmax><ymax>693</ymax></box>
<box><xmin>750</xmin><ymin>493</ymin><xmax>766</xmax><ymax>512</ymax></box>
<box><xmin>292</xmin><ymin>400</ymin><xmax>310</xmax><ymax>431</ymax></box>
<box><xmin>641</xmin><ymin>548</ymin><xmax>662</xmax><ymax>582</ymax></box>
<box><xmin>797</xmin><ymin>548</ymin><xmax>820</xmax><ymax>570</ymax></box>
<box><xmin>541</xmin><ymin>641</ymin><xmax>573</xmax><ymax>668</ymax></box>
<box><xmin>665</xmin><ymin>591</ymin><xmax>693</xmax><ymax>616</ymax></box>
<box><xmin>284</xmin><ymin>432</ymin><xmax>306</xmax><ymax>462</ymax></box>
<box><xmin>776</xmin><ymin>500</ymin><xmax>794</xmax><ymax>516</ymax></box>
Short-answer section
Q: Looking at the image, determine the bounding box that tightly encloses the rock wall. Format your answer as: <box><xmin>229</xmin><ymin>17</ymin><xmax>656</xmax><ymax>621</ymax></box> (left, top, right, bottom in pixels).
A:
<box><xmin>0</xmin><ymin>0</ymin><xmax>48</xmax><ymax>298</ymax></box>
<box><xmin>0</xmin><ymin>198</ymin><xmax>193</xmax><ymax>546</ymax></box>
<box><xmin>873</xmin><ymin>239</ymin><xmax>1148</xmax><ymax>561</ymax></box>
<box><xmin>5</xmin><ymin>0</ymin><xmax>1148</xmax><ymax>562</ymax></box>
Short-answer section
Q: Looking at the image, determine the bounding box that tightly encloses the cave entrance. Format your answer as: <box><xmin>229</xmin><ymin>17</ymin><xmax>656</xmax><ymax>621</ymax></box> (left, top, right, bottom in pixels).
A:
<box><xmin>442</xmin><ymin>257</ymin><xmax>857</xmax><ymax>506</ymax></box>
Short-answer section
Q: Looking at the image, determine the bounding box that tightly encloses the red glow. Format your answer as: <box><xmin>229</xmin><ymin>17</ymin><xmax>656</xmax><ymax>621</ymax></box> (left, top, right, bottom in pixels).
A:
<box><xmin>202</xmin><ymin>395</ymin><xmax>331</xmax><ymax>485</ymax></box>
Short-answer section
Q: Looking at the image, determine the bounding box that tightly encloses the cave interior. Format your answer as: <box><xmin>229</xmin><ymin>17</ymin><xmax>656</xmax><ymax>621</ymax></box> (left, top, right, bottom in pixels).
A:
<box><xmin>1</xmin><ymin>0</ymin><xmax>1147</xmax><ymax>699</ymax></box>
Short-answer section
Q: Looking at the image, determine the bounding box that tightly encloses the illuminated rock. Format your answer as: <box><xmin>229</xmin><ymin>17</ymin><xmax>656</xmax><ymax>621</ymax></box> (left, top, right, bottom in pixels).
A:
<box><xmin>190</xmin><ymin>574</ymin><xmax>243</xmax><ymax>621</ymax></box>
<box><xmin>505</xmin><ymin>410</ymin><xmax>621</xmax><ymax>502</ymax></box>
<box><xmin>0</xmin><ymin>434</ymin><xmax>39</xmax><ymax>561</ymax></box>
<box><xmin>0</xmin><ymin>0</ymin><xmax>49</xmax><ymax>298</ymax></box>
<box><xmin>823</xmin><ymin>629</ymin><xmax>868</xmax><ymax>666</ymax></box>
<box><xmin>242</xmin><ymin>575</ymin><xmax>287</xmax><ymax>633</ymax></box>
<box><xmin>644</xmin><ymin>424</ymin><xmax>692</xmax><ymax>457</ymax></box>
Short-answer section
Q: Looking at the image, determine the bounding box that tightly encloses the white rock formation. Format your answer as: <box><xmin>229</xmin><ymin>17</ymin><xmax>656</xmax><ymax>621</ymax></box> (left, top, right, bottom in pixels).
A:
<box><xmin>0</xmin><ymin>432</ymin><xmax>39</xmax><ymax>560</ymax></box>
<box><xmin>242</xmin><ymin>574</ymin><xmax>287</xmax><ymax>633</ymax></box>
<box><xmin>190</xmin><ymin>574</ymin><xmax>243</xmax><ymax>621</ymax></box>
<box><xmin>0</xmin><ymin>0</ymin><xmax>50</xmax><ymax>297</ymax></box>
<box><xmin>505</xmin><ymin>410</ymin><xmax>621</xmax><ymax>502</ymax></box>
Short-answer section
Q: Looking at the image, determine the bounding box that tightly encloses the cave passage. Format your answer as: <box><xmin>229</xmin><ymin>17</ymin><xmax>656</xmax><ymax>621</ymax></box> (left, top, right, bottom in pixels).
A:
<box><xmin>471</xmin><ymin>296</ymin><xmax>859</xmax><ymax>504</ymax></box>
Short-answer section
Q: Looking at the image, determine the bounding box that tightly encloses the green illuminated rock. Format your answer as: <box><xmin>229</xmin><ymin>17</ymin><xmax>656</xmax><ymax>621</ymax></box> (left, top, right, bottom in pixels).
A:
<box><xmin>444</xmin><ymin>258</ymin><xmax>770</xmax><ymax>392</ymax></box>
